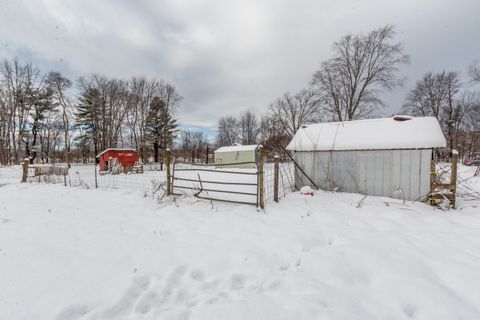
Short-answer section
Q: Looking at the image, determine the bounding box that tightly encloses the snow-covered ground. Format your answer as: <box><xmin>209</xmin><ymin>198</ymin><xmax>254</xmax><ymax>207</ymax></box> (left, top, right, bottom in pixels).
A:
<box><xmin>1</xmin><ymin>165</ymin><xmax>480</xmax><ymax>319</ymax></box>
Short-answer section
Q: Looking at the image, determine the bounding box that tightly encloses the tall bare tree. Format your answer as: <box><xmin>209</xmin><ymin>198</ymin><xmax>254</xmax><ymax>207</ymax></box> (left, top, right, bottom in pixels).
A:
<box><xmin>311</xmin><ymin>25</ymin><xmax>409</xmax><ymax>121</ymax></box>
<box><xmin>459</xmin><ymin>91</ymin><xmax>480</xmax><ymax>157</ymax></box>
<box><xmin>215</xmin><ymin>116</ymin><xmax>240</xmax><ymax>147</ymax></box>
<box><xmin>0</xmin><ymin>58</ymin><xmax>43</xmax><ymax>163</ymax></box>
<box><xmin>240</xmin><ymin>110</ymin><xmax>260</xmax><ymax>145</ymax></box>
<box><xmin>402</xmin><ymin>71</ymin><xmax>462</xmax><ymax>153</ymax></box>
<box><xmin>180</xmin><ymin>129</ymin><xmax>207</xmax><ymax>162</ymax></box>
<box><xmin>269</xmin><ymin>89</ymin><xmax>321</xmax><ymax>139</ymax></box>
<box><xmin>258</xmin><ymin>113</ymin><xmax>291</xmax><ymax>157</ymax></box>
<box><xmin>46</xmin><ymin>71</ymin><xmax>73</xmax><ymax>166</ymax></box>
<box><xmin>126</xmin><ymin>77</ymin><xmax>160</xmax><ymax>161</ymax></box>
<box><xmin>469</xmin><ymin>61</ymin><xmax>480</xmax><ymax>84</ymax></box>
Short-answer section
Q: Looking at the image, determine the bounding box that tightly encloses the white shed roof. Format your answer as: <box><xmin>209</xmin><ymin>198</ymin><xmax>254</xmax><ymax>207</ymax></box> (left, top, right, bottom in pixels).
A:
<box><xmin>286</xmin><ymin>116</ymin><xmax>446</xmax><ymax>151</ymax></box>
<box><xmin>215</xmin><ymin>144</ymin><xmax>259</xmax><ymax>153</ymax></box>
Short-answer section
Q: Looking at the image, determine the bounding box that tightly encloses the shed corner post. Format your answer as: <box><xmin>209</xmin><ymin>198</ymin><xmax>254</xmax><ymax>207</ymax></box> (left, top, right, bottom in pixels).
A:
<box><xmin>166</xmin><ymin>148</ymin><xmax>172</xmax><ymax>196</ymax></box>
<box><xmin>21</xmin><ymin>158</ymin><xmax>29</xmax><ymax>183</ymax></box>
<box><xmin>258</xmin><ymin>145</ymin><xmax>265</xmax><ymax>209</ymax></box>
<box><xmin>274</xmin><ymin>155</ymin><xmax>280</xmax><ymax>203</ymax></box>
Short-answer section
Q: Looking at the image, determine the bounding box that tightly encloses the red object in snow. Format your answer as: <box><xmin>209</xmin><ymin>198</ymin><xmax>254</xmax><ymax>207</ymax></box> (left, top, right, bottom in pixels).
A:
<box><xmin>300</xmin><ymin>186</ymin><xmax>315</xmax><ymax>196</ymax></box>
<box><xmin>97</xmin><ymin>148</ymin><xmax>140</xmax><ymax>173</ymax></box>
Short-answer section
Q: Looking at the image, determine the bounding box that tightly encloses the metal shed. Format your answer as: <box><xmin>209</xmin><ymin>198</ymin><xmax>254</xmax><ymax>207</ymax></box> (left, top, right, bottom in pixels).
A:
<box><xmin>286</xmin><ymin>116</ymin><xmax>447</xmax><ymax>201</ymax></box>
<box><xmin>214</xmin><ymin>144</ymin><xmax>259</xmax><ymax>169</ymax></box>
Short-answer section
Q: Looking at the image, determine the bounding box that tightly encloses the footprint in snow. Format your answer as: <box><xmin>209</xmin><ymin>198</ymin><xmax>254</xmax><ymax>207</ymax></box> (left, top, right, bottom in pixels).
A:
<box><xmin>54</xmin><ymin>304</ymin><xmax>91</xmax><ymax>320</ymax></box>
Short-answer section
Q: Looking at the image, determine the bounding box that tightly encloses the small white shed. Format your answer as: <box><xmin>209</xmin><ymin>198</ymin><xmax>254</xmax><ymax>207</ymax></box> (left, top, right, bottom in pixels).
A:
<box><xmin>214</xmin><ymin>144</ymin><xmax>259</xmax><ymax>169</ymax></box>
<box><xmin>286</xmin><ymin>116</ymin><xmax>446</xmax><ymax>201</ymax></box>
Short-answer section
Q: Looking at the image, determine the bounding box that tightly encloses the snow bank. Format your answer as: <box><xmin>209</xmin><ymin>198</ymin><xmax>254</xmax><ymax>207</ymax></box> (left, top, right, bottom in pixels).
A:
<box><xmin>0</xmin><ymin>166</ymin><xmax>480</xmax><ymax>319</ymax></box>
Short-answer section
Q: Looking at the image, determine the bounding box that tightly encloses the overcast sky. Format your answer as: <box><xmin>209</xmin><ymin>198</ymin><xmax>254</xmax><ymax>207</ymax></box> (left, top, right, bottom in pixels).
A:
<box><xmin>1</xmin><ymin>0</ymin><xmax>479</xmax><ymax>137</ymax></box>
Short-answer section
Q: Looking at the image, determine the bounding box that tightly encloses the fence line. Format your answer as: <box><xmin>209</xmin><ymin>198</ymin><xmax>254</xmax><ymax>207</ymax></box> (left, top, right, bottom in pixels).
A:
<box><xmin>22</xmin><ymin>157</ymin><xmax>296</xmax><ymax>206</ymax></box>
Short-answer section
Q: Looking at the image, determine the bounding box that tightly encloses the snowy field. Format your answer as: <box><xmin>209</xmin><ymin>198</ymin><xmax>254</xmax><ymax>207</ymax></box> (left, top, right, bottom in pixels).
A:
<box><xmin>1</xmin><ymin>165</ymin><xmax>480</xmax><ymax>319</ymax></box>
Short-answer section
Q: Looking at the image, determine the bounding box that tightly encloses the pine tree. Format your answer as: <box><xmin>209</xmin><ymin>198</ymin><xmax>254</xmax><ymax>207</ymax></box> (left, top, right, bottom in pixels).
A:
<box><xmin>74</xmin><ymin>87</ymin><xmax>101</xmax><ymax>158</ymax></box>
<box><xmin>145</xmin><ymin>96</ymin><xmax>178</xmax><ymax>162</ymax></box>
<box><xmin>27</xmin><ymin>87</ymin><xmax>56</xmax><ymax>163</ymax></box>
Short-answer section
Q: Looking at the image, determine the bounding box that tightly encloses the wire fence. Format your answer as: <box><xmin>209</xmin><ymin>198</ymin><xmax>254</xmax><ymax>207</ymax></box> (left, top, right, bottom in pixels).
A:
<box><xmin>68</xmin><ymin>165</ymin><xmax>166</xmax><ymax>197</ymax></box>
<box><xmin>264</xmin><ymin>161</ymin><xmax>295</xmax><ymax>203</ymax></box>
<box><xmin>25</xmin><ymin>164</ymin><xmax>167</xmax><ymax>198</ymax></box>
<box><xmin>23</xmin><ymin>159</ymin><xmax>296</xmax><ymax>206</ymax></box>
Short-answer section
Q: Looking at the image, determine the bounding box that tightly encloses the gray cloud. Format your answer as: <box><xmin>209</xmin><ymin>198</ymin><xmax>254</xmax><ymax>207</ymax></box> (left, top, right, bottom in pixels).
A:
<box><xmin>1</xmin><ymin>0</ymin><xmax>479</xmax><ymax>132</ymax></box>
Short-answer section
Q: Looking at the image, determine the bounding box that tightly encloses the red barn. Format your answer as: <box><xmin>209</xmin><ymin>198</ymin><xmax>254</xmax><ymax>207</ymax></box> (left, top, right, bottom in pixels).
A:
<box><xmin>97</xmin><ymin>148</ymin><xmax>140</xmax><ymax>173</ymax></box>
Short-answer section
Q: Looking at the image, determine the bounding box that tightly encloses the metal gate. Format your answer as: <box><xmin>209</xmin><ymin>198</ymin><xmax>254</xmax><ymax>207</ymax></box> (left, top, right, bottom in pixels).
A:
<box><xmin>171</xmin><ymin>160</ymin><xmax>260</xmax><ymax>206</ymax></box>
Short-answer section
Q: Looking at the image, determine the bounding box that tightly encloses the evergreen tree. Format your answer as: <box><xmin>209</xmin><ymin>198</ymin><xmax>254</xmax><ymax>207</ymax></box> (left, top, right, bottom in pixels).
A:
<box><xmin>27</xmin><ymin>87</ymin><xmax>56</xmax><ymax>163</ymax></box>
<box><xmin>74</xmin><ymin>87</ymin><xmax>101</xmax><ymax>158</ymax></box>
<box><xmin>145</xmin><ymin>96</ymin><xmax>178</xmax><ymax>162</ymax></box>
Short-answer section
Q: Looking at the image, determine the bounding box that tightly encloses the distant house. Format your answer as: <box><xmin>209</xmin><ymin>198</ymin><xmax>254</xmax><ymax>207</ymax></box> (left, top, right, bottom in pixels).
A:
<box><xmin>97</xmin><ymin>148</ymin><xmax>140</xmax><ymax>174</ymax></box>
<box><xmin>214</xmin><ymin>144</ymin><xmax>260</xmax><ymax>169</ymax></box>
<box><xmin>286</xmin><ymin>116</ymin><xmax>446</xmax><ymax>201</ymax></box>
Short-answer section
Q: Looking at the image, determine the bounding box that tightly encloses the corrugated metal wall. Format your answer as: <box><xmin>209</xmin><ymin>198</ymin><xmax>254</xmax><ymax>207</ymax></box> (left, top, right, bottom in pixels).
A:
<box><xmin>294</xmin><ymin>149</ymin><xmax>432</xmax><ymax>201</ymax></box>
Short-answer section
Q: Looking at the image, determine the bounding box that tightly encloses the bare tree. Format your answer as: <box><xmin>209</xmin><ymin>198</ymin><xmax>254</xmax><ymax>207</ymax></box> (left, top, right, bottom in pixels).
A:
<box><xmin>258</xmin><ymin>113</ymin><xmax>291</xmax><ymax>157</ymax></box>
<box><xmin>126</xmin><ymin>77</ymin><xmax>160</xmax><ymax>161</ymax></box>
<box><xmin>0</xmin><ymin>58</ymin><xmax>43</xmax><ymax>163</ymax></box>
<box><xmin>311</xmin><ymin>25</ymin><xmax>409</xmax><ymax>121</ymax></box>
<box><xmin>459</xmin><ymin>91</ymin><xmax>480</xmax><ymax>157</ymax></box>
<box><xmin>402</xmin><ymin>71</ymin><xmax>462</xmax><ymax>153</ymax></box>
<box><xmin>469</xmin><ymin>61</ymin><xmax>480</xmax><ymax>84</ymax></box>
<box><xmin>215</xmin><ymin>116</ymin><xmax>240</xmax><ymax>147</ymax></box>
<box><xmin>46</xmin><ymin>71</ymin><xmax>73</xmax><ymax>166</ymax></box>
<box><xmin>269</xmin><ymin>89</ymin><xmax>321</xmax><ymax>139</ymax></box>
<box><xmin>240</xmin><ymin>110</ymin><xmax>260</xmax><ymax>145</ymax></box>
<box><xmin>180</xmin><ymin>129</ymin><xmax>207</xmax><ymax>162</ymax></box>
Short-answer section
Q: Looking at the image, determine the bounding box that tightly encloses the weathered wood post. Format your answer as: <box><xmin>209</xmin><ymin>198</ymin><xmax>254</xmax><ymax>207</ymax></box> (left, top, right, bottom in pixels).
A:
<box><xmin>451</xmin><ymin>150</ymin><xmax>458</xmax><ymax>208</ymax></box>
<box><xmin>258</xmin><ymin>145</ymin><xmax>265</xmax><ymax>209</ymax></box>
<box><xmin>21</xmin><ymin>159</ymin><xmax>29</xmax><ymax>183</ymax></box>
<box><xmin>274</xmin><ymin>155</ymin><xmax>280</xmax><ymax>203</ymax></box>
<box><xmin>94</xmin><ymin>160</ymin><xmax>98</xmax><ymax>189</ymax></box>
<box><xmin>166</xmin><ymin>148</ymin><xmax>172</xmax><ymax>195</ymax></box>
<box><xmin>429</xmin><ymin>158</ymin><xmax>436</xmax><ymax>205</ymax></box>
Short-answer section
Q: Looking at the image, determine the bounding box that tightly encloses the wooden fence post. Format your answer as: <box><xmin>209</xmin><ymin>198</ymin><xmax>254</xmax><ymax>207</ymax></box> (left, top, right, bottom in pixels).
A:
<box><xmin>21</xmin><ymin>159</ymin><xmax>29</xmax><ymax>183</ymax></box>
<box><xmin>274</xmin><ymin>155</ymin><xmax>279</xmax><ymax>203</ymax></box>
<box><xmin>166</xmin><ymin>148</ymin><xmax>172</xmax><ymax>195</ymax></box>
<box><xmin>429</xmin><ymin>158</ymin><xmax>436</xmax><ymax>205</ymax></box>
<box><xmin>451</xmin><ymin>150</ymin><xmax>458</xmax><ymax>208</ymax></box>
<box><xmin>258</xmin><ymin>145</ymin><xmax>265</xmax><ymax>209</ymax></box>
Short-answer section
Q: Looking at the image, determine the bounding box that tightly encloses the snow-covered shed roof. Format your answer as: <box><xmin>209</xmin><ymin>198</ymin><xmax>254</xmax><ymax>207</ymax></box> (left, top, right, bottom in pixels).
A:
<box><xmin>96</xmin><ymin>148</ymin><xmax>137</xmax><ymax>158</ymax></box>
<box><xmin>286</xmin><ymin>116</ymin><xmax>446</xmax><ymax>151</ymax></box>
<box><xmin>215</xmin><ymin>144</ymin><xmax>259</xmax><ymax>153</ymax></box>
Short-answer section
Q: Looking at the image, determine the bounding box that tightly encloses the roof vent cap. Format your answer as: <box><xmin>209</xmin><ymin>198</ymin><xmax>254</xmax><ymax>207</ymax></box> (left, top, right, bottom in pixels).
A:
<box><xmin>392</xmin><ymin>115</ymin><xmax>413</xmax><ymax>122</ymax></box>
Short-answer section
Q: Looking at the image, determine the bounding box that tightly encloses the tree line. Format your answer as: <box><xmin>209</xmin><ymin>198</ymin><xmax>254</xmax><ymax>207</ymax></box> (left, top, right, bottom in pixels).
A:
<box><xmin>216</xmin><ymin>25</ymin><xmax>480</xmax><ymax>159</ymax></box>
<box><xmin>0</xmin><ymin>61</ymin><xmax>184</xmax><ymax>166</ymax></box>
<box><xmin>1</xmin><ymin>25</ymin><xmax>479</xmax><ymax>166</ymax></box>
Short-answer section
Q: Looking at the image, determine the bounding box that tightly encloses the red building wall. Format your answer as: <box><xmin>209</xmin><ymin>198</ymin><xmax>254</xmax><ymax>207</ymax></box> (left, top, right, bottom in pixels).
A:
<box><xmin>98</xmin><ymin>149</ymin><xmax>139</xmax><ymax>172</ymax></box>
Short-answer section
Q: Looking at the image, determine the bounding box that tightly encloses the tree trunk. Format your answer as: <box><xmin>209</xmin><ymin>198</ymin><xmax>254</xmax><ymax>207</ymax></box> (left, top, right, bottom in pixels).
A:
<box><xmin>153</xmin><ymin>141</ymin><xmax>159</xmax><ymax>163</ymax></box>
